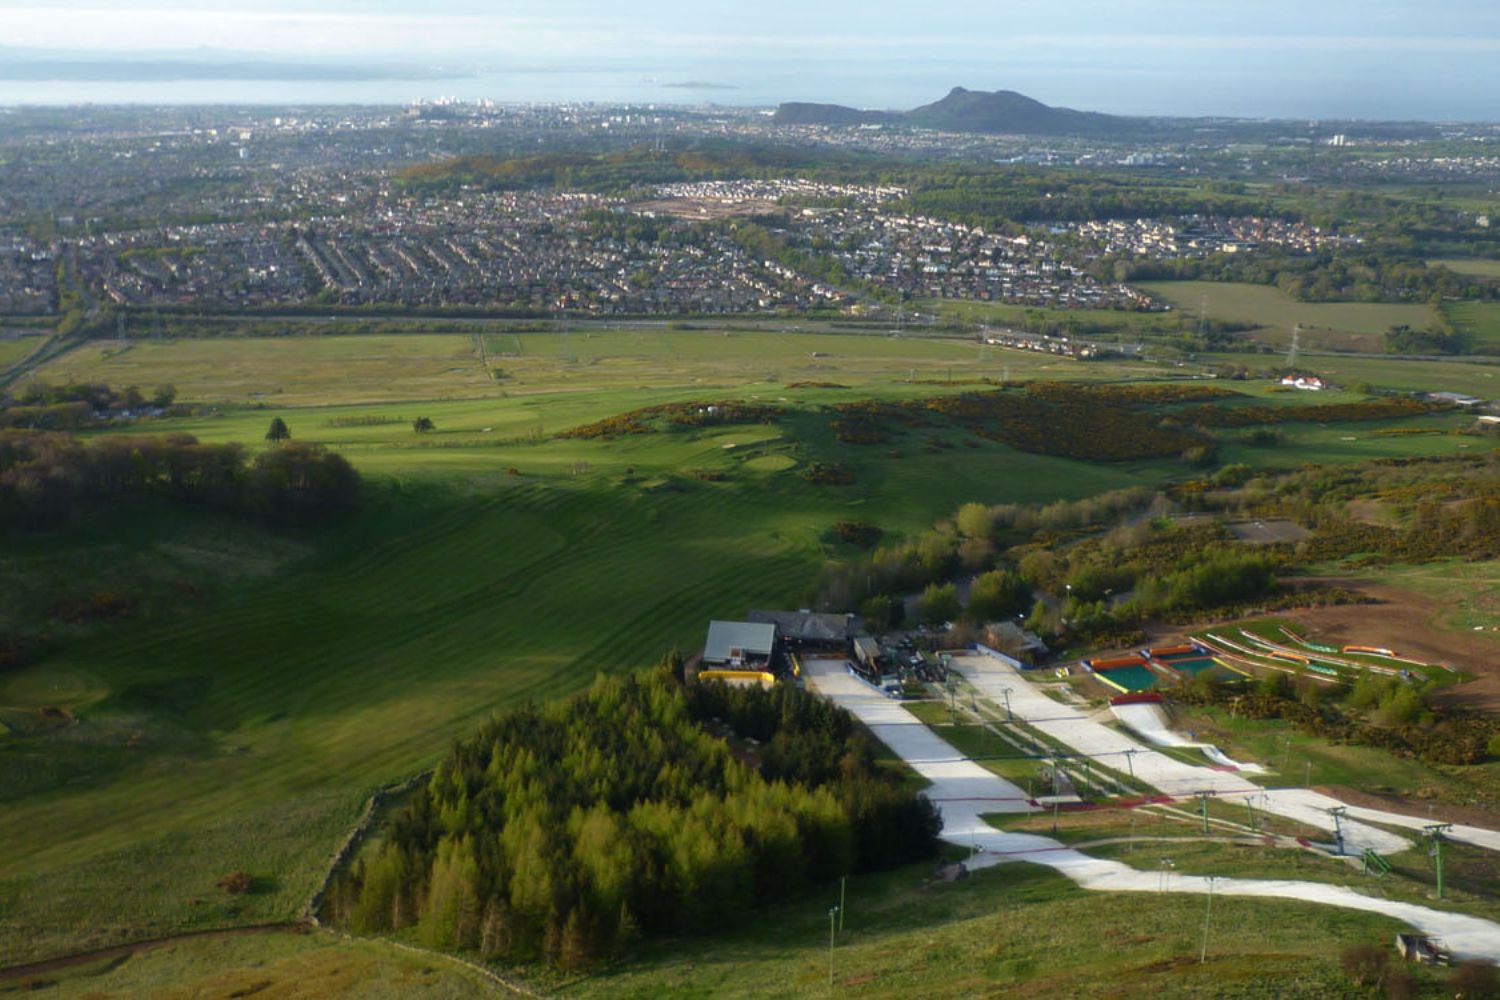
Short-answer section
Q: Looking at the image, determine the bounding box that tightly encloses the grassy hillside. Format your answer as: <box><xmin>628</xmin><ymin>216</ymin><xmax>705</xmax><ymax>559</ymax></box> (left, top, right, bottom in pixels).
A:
<box><xmin>1</xmin><ymin>329</ymin><xmax>1491</xmax><ymax>971</ymax></box>
<box><xmin>555</xmin><ymin>860</ymin><xmax>1429</xmax><ymax>998</ymax></box>
<box><xmin>0</xmin><ymin>410</ymin><xmax>1187</xmax><ymax>965</ymax></box>
<box><xmin>12</xmin><ymin>860</ymin><xmax>1436</xmax><ymax>998</ymax></box>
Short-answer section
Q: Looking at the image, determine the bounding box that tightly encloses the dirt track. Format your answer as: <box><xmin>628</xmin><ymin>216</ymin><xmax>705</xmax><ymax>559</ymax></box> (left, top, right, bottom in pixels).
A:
<box><xmin>1278</xmin><ymin>579</ymin><xmax>1500</xmax><ymax>712</ymax></box>
<box><xmin>0</xmin><ymin>924</ymin><xmax>302</xmax><ymax>983</ymax></box>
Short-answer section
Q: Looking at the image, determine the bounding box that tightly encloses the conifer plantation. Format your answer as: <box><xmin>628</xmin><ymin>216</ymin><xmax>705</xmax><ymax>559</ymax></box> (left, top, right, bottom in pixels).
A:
<box><xmin>322</xmin><ymin>664</ymin><xmax>942</xmax><ymax>968</ymax></box>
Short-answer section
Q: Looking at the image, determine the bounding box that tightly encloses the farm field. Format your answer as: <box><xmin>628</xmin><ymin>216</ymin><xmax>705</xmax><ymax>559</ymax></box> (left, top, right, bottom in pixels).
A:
<box><xmin>1444</xmin><ymin>301</ymin><xmax>1500</xmax><ymax>349</ymax></box>
<box><xmin>6</xmin><ymin>329</ymin><xmax>1500</xmax><ymax>975</ymax></box>
<box><xmin>1204</xmin><ymin>349</ymin><xmax>1500</xmax><ymax>398</ymax></box>
<box><xmin>30</xmin><ymin>335</ymin><xmax>493</xmax><ymax>407</ymax></box>
<box><xmin>1429</xmin><ymin>258</ymin><xmax>1500</xmax><ymax>280</ymax></box>
<box><xmin>31</xmin><ymin>330</ymin><xmax>1152</xmax><ymax>407</ymax></box>
<box><xmin>0</xmin><ymin>336</ymin><xmax>42</xmax><ymax>370</ymax></box>
<box><xmin>1139</xmin><ymin>281</ymin><xmax>1435</xmax><ymax>351</ymax></box>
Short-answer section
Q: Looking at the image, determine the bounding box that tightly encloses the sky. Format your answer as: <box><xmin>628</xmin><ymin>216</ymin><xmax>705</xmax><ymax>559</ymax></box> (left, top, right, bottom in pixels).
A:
<box><xmin>2</xmin><ymin>1</ymin><xmax>1498</xmax><ymax>119</ymax></box>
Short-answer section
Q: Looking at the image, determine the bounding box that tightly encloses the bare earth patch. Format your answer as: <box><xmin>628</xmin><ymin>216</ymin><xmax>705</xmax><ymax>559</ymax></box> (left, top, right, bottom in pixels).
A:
<box><xmin>1280</xmin><ymin>579</ymin><xmax>1500</xmax><ymax>712</ymax></box>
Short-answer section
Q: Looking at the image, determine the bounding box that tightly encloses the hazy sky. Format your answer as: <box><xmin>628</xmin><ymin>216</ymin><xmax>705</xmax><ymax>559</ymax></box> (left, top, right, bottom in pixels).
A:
<box><xmin>4</xmin><ymin>1</ymin><xmax>1498</xmax><ymax>118</ymax></box>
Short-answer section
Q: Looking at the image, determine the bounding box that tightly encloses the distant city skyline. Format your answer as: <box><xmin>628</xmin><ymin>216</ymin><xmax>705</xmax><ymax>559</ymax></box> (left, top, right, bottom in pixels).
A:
<box><xmin>2</xmin><ymin>1</ymin><xmax>1497</xmax><ymax>120</ymax></box>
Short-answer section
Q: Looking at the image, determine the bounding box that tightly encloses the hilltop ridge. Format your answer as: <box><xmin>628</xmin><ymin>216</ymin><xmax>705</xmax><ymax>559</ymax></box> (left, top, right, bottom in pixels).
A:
<box><xmin>774</xmin><ymin>86</ymin><xmax>1151</xmax><ymax>138</ymax></box>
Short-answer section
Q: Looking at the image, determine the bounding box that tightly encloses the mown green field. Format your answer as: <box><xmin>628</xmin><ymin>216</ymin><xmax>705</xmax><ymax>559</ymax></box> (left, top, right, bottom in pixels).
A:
<box><xmin>3</xmin><ymin>330</ymin><xmax>1494</xmax><ymax>977</ymax></box>
<box><xmin>1140</xmin><ymin>281</ymin><xmax>1435</xmax><ymax>351</ymax></box>
<box><xmin>1444</xmin><ymin>301</ymin><xmax>1500</xmax><ymax>349</ymax></box>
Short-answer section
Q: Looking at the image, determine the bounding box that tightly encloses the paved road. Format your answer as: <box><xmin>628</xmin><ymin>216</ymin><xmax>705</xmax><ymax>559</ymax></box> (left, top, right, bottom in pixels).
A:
<box><xmin>802</xmin><ymin>657</ymin><xmax>1500</xmax><ymax>961</ymax></box>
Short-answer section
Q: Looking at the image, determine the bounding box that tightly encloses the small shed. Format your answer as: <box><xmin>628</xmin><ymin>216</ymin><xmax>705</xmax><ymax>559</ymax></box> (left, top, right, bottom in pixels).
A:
<box><xmin>852</xmin><ymin>635</ymin><xmax>881</xmax><ymax>670</ymax></box>
<box><xmin>1395</xmin><ymin>933</ymin><xmax>1450</xmax><ymax>966</ymax></box>
<box><xmin>703</xmin><ymin>620</ymin><xmax>777</xmax><ymax>668</ymax></box>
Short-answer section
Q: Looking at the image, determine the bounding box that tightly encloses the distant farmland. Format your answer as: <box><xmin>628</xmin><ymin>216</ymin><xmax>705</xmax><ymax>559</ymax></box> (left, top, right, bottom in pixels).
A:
<box><xmin>1444</xmin><ymin>301</ymin><xmax>1500</xmax><ymax>350</ymax></box>
<box><xmin>1139</xmin><ymin>281</ymin><xmax>1435</xmax><ymax>351</ymax></box>
<box><xmin>1429</xmin><ymin>258</ymin><xmax>1500</xmax><ymax>280</ymax></box>
<box><xmin>33</xmin><ymin>330</ymin><xmax>1152</xmax><ymax>406</ymax></box>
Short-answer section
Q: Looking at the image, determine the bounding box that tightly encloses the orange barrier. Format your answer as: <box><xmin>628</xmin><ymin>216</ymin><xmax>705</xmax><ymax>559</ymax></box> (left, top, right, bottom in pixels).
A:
<box><xmin>1267</xmin><ymin>650</ymin><xmax>1309</xmax><ymax>665</ymax></box>
<box><xmin>1343</xmin><ymin>645</ymin><xmax>1397</xmax><ymax>658</ymax></box>
<box><xmin>1146</xmin><ymin>644</ymin><xmax>1198</xmax><ymax>657</ymax></box>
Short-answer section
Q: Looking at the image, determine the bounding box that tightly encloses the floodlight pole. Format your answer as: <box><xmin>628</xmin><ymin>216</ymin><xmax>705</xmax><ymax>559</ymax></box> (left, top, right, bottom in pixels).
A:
<box><xmin>1002</xmin><ymin>687</ymin><xmax>1013</xmax><ymax>721</ymax></box>
<box><xmin>1425</xmin><ymin>824</ymin><xmax>1452</xmax><ymax>899</ymax></box>
<box><xmin>1328</xmin><ymin>807</ymin><xmax>1347</xmax><ymax>856</ymax></box>
<box><xmin>839</xmin><ymin>876</ymin><xmax>846</xmax><ymax>932</ymax></box>
<box><xmin>1200</xmin><ymin>877</ymin><xmax>1217</xmax><ymax>963</ymax></box>
<box><xmin>829</xmin><ymin>906</ymin><xmax>839</xmax><ymax>985</ymax></box>
<box><xmin>1199</xmin><ymin>792</ymin><xmax>1211</xmax><ymax>835</ymax></box>
<box><xmin>1124</xmin><ymin>748</ymin><xmax>1137</xmax><ymax>779</ymax></box>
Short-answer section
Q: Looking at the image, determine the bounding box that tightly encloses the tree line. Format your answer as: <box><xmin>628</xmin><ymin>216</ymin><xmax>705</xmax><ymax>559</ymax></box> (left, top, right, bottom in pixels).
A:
<box><xmin>0</xmin><ymin>429</ymin><xmax>360</xmax><ymax>531</ymax></box>
<box><xmin>322</xmin><ymin>665</ymin><xmax>940</xmax><ymax>969</ymax></box>
<box><xmin>1</xmin><ymin>381</ymin><xmax>179</xmax><ymax>430</ymax></box>
<box><xmin>817</xmin><ymin>486</ymin><xmax>1284</xmax><ymax>647</ymax></box>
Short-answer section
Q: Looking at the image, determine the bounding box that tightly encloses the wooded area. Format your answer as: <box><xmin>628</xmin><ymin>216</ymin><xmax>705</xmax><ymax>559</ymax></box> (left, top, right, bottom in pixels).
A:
<box><xmin>0</xmin><ymin>429</ymin><xmax>360</xmax><ymax>530</ymax></box>
<box><xmin>322</xmin><ymin>666</ymin><xmax>941</xmax><ymax>969</ymax></box>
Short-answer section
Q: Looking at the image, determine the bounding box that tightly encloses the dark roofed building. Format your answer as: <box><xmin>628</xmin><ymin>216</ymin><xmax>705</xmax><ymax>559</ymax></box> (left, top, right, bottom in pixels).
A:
<box><xmin>983</xmin><ymin>620</ymin><xmax>1049</xmax><ymax>663</ymax></box>
<box><xmin>746</xmin><ymin>609</ymin><xmax>858</xmax><ymax>644</ymax></box>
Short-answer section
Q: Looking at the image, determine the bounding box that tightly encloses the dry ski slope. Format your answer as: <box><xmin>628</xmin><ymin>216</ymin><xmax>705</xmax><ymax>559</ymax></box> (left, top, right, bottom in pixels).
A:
<box><xmin>802</xmin><ymin>657</ymin><xmax>1500</xmax><ymax>961</ymax></box>
<box><xmin>950</xmin><ymin>653</ymin><xmax>1500</xmax><ymax>856</ymax></box>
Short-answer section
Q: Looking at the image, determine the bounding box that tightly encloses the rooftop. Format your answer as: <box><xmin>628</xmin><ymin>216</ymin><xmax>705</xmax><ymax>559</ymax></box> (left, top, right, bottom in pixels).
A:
<box><xmin>704</xmin><ymin>620</ymin><xmax>777</xmax><ymax>664</ymax></box>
